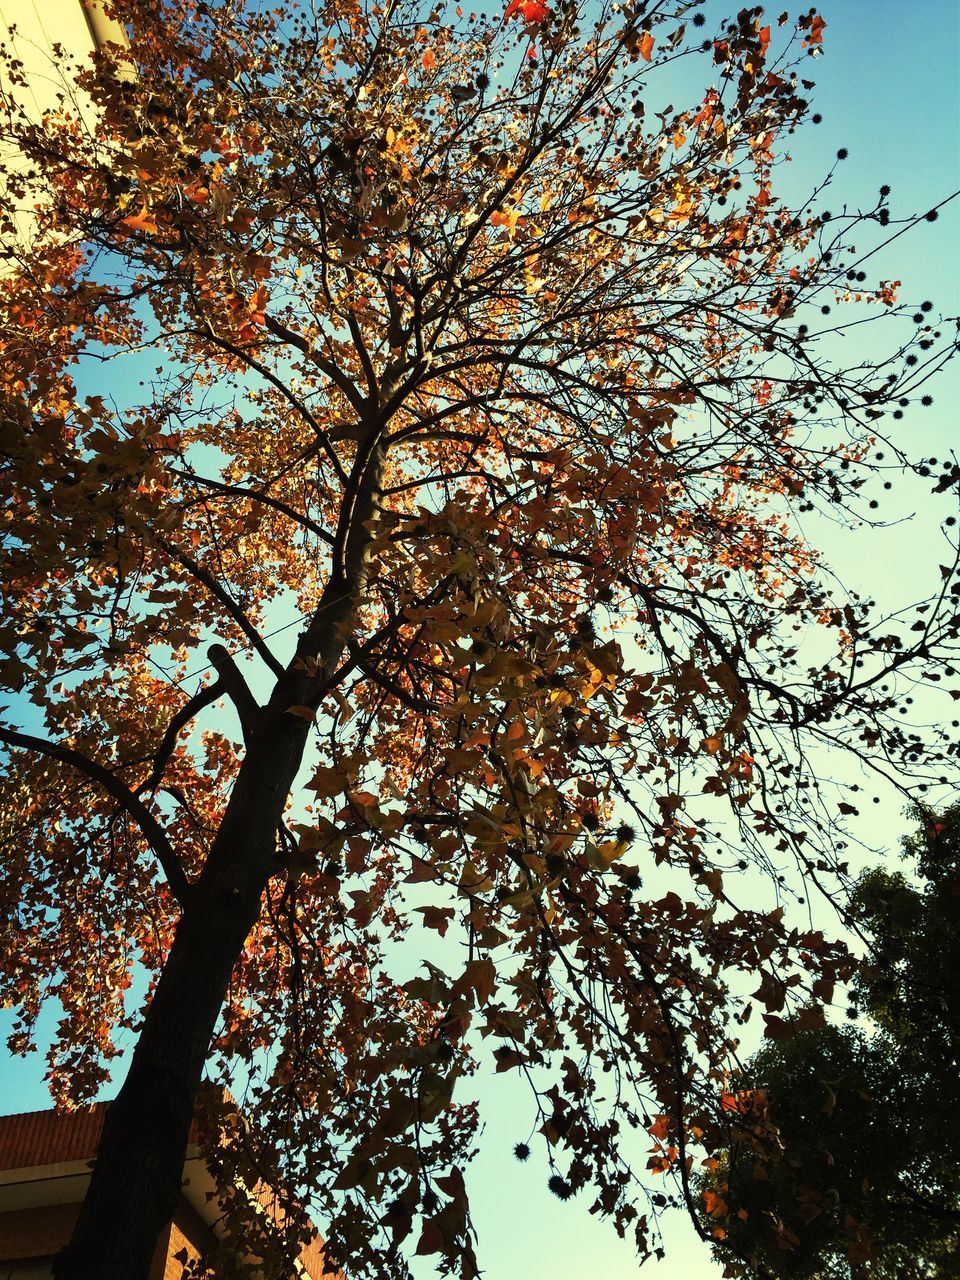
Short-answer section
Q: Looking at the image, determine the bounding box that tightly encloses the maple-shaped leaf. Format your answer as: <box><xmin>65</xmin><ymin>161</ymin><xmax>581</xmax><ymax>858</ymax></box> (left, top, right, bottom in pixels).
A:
<box><xmin>648</xmin><ymin>1114</ymin><xmax>670</xmax><ymax>1141</ymax></box>
<box><xmin>121</xmin><ymin>207</ymin><xmax>159</xmax><ymax>235</ymax></box>
<box><xmin>505</xmin><ymin>0</ymin><xmax>549</xmax><ymax>23</ymax></box>
<box><xmin>454</xmin><ymin>957</ymin><xmax>497</xmax><ymax>1005</ymax></box>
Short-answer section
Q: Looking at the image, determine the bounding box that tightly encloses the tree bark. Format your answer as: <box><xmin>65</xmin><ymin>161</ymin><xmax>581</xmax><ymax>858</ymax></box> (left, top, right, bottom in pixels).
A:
<box><xmin>53</xmin><ymin>703</ymin><xmax>313</xmax><ymax>1280</ymax></box>
<box><xmin>53</xmin><ymin>438</ymin><xmax>386</xmax><ymax>1279</ymax></box>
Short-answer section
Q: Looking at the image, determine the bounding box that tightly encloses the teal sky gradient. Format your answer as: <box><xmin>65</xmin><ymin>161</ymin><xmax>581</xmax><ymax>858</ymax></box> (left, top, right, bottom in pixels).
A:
<box><xmin>1</xmin><ymin>2</ymin><xmax>958</xmax><ymax>1277</ymax></box>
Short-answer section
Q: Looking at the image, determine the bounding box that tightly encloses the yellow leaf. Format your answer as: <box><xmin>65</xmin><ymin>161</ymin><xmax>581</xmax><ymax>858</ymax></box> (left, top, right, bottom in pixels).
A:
<box><xmin>579</xmin><ymin>658</ymin><xmax>615</xmax><ymax>699</ymax></box>
<box><xmin>286</xmin><ymin>704</ymin><xmax>317</xmax><ymax>720</ymax></box>
<box><xmin>500</xmin><ymin>885</ymin><xmax>538</xmax><ymax>908</ymax></box>
<box><xmin>490</xmin><ymin>207</ymin><xmax>521</xmax><ymax>234</ymax></box>
<box><xmin>585</xmin><ymin>838</ymin><xmax>628</xmax><ymax>870</ymax></box>
<box><xmin>450</xmin><ymin>549</ymin><xmax>478</xmax><ymax>577</ymax></box>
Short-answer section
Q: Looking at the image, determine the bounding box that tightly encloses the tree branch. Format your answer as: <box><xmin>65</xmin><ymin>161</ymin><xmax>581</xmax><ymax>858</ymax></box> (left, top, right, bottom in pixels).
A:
<box><xmin>162</xmin><ymin>543</ymin><xmax>285</xmax><ymax>679</ymax></box>
<box><xmin>0</xmin><ymin>725</ymin><xmax>191</xmax><ymax>908</ymax></box>
<box><xmin>207</xmin><ymin>643</ymin><xmax>263</xmax><ymax>745</ymax></box>
<box><xmin>136</xmin><ymin>679</ymin><xmax>224</xmax><ymax>797</ymax></box>
<box><xmin>169</xmin><ymin>466</ymin><xmax>336</xmax><ymax>546</ymax></box>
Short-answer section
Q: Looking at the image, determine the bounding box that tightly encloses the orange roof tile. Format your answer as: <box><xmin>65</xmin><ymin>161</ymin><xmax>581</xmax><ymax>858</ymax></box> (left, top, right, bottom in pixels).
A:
<box><xmin>0</xmin><ymin>1103</ymin><xmax>108</xmax><ymax>1170</ymax></box>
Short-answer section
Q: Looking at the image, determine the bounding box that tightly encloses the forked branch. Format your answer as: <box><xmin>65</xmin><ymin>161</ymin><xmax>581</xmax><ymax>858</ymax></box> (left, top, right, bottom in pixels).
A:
<box><xmin>0</xmin><ymin>725</ymin><xmax>191</xmax><ymax>908</ymax></box>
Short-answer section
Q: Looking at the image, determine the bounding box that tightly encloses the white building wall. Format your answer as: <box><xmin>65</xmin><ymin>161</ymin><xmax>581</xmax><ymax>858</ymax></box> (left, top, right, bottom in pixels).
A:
<box><xmin>0</xmin><ymin>1</ymin><xmax>129</xmax><ymax>257</ymax></box>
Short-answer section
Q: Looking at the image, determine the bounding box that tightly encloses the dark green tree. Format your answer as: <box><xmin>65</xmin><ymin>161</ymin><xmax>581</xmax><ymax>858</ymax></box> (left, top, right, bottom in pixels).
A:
<box><xmin>699</xmin><ymin>807</ymin><xmax>960</xmax><ymax>1279</ymax></box>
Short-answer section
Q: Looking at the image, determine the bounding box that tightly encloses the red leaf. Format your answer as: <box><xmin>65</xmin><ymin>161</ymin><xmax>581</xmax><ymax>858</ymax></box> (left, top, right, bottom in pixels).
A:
<box><xmin>506</xmin><ymin>0</ymin><xmax>549</xmax><ymax>20</ymax></box>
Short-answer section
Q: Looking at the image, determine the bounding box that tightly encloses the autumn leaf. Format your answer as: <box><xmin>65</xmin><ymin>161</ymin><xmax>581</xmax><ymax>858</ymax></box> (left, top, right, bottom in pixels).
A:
<box><xmin>702</xmin><ymin>1189</ymin><xmax>728</xmax><ymax>1217</ymax></box>
<box><xmin>412</xmin><ymin>905</ymin><xmax>452</xmax><ymax>937</ymax></box>
<box><xmin>453</xmin><ymin>957</ymin><xmax>497</xmax><ymax>1005</ymax></box>
<box><xmin>648</xmin><ymin>1114</ymin><xmax>670</xmax><ymax>1141</ymax></box>
<box><xmin>493</xmin><ymin>1047</ymin><xmax>525</xmax><ymax>1072</ymax></box>
<box><xmin>489</xmin><ymin>207</ymin><xmax>521</xmax><ymax>234</ymax></box>
<box><xmin>505</xmin><ymin>0</ymin><xmax>549</xmax><ymax>22</ymax></box>
<box><xmin>458</xmin><ymin>861</ymin><xmax>494</xmax><ymax>896</ymax></box>
<box><xmin>1</xmin><ymin>2</ymin><xmax>951</xmax><ymax>1273</ymax></box>
<box><xmin>415</xmin><ymin>1222</ymin><xmax>446</xmax><ymax>1256</ymax></box>
<box><xmin>121</xmin><ymin>207</ymin><xmax>159</xmax><ymax>235</ymax></box>
<box><xmin>285</xmin><ymin>704</ymin><xmax>317</xmax><ymax>720</ymax></box>
<box><xmin>585</xmin><ymin>838</ymin><xmax>628</xmax><ymax>871</ymax></box>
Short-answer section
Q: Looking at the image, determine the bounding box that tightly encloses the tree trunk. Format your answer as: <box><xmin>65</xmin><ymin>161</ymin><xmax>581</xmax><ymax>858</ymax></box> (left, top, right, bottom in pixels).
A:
<box><xmin>53</xmin><ymin>706</ymin><xmax>313</xmax><ymax>1280</ymax></box>
<box><xmin>54</xmin><ymin>442</ymin><xmax>385</xmax><ymax>1279</ymax></box>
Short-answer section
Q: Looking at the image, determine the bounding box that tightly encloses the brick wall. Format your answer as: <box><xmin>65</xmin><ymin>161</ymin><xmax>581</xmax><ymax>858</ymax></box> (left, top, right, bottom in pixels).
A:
<box><xmin>157</xmin><ymin>1198</ymin><xmax>216</xmax><ymax>1280</ymax></box>
<box><xmin>0</xmin><ymin>1202</ymin><xmax>78</xmax><ymax>1262</ymax></box>
<box><xmin>0</xmin><ymin>1197</ymin><xmax>213</xmax><ymax>1277</ymax></box>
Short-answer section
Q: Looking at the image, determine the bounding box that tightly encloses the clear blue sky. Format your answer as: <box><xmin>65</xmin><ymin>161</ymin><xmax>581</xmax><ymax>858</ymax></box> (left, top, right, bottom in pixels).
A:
<box><xmin>1</xmin><ymin>3</ymin><xmax>958</xmax><ymax>1277</ymax></box>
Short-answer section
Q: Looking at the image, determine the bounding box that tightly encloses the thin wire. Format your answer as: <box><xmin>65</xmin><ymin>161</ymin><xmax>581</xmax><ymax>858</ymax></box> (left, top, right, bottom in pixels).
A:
<box><xmin>168</xmin><ymin>586</ymin><xmax>357</xmax><ymax>687</ymax></box>
<box><xmin>175</xmin><ymin>607</ymin><xmax>312</xmax><ymax>685</ymax></box>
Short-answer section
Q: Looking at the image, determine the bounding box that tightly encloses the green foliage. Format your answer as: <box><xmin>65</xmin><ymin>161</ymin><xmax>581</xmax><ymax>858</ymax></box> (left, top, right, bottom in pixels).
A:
<box><xmin>698</xmin><ymin>807</ymin><xmax>960</xmax><ymax>1279</ymax></box>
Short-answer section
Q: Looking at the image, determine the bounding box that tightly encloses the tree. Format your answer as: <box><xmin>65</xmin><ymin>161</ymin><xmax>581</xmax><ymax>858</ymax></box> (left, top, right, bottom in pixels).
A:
<box><xmin>0</xmin><ymin>1</ymin><xmax>957</xmax><ymax>1277</ymax></box>
<box><xmin>696</xmin><ymin>807</ymin><xmax>960</xmax><ymax>1279</ymax></box>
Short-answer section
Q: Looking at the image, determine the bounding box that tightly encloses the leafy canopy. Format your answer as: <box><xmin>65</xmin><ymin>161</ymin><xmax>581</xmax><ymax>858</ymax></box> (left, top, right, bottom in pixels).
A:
<box><xmin>697</xmin><ymin>807</ymin><xmax>960</xmax><ymax>1279</ymax></box>
<box><xmin>0</xmin><ymin>0</ymin><xmax>958</xmax><ymax>1275</ymax></box>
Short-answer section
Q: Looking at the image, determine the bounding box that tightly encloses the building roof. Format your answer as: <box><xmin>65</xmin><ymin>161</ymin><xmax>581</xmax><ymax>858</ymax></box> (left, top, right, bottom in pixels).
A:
<box><xmin>0</xmin><ymin>1101</ymin><xmax>343</xmax><ymax>1279</ymax></box>
<box><xmin>0</xmin><ymin>1101</ymin><xmax>196</xmax><ymax>1172</ymax></box>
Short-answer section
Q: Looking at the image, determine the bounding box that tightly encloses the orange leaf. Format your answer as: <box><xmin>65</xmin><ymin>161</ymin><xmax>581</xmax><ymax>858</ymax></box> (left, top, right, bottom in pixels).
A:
<box><xmin>506</xmin><ymin>0</ymin><xmax>548</xmax><ymax>22</ymax></box>
<box><xmin>121</xmin><ymin>208</ymin><xmax>159</xmax><ymax>235</ymax></box>
<box><xmin>421</xmin><ymin>47</ymin><xmax>436</xmax><ymax>70</ymax></box>
<box><xmin>415</xmin><ymin>906</ymin><xmax>456</xmax><ymax>936</ymax></box>
<box><xmin>802</xmin><ymin>13</ymin><xmax>826</xmax><ymax>46</ymax></box>
<box><xmin>309</xmin><ymin>763</ymin><xmax>351</xmax><ymax>797</ymax></box>
<box><xmin>490</xmin><ymin>207</ymin><xmax>520</xmax><ymax>234</ymax></box>
<box><xmin>639</xmin><ymin>31</ymin><xmax>654</xmax><ymax>61</ymax></box>
<box><xmin>648</xmin><ymin>1114</ymin><xmax>669</xmax><ymax>1141</ymax></box>
<box><xmin>454</xmin><ymin>957</ymin><xmax>497</xmax><ymax>1005</ymax></box>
